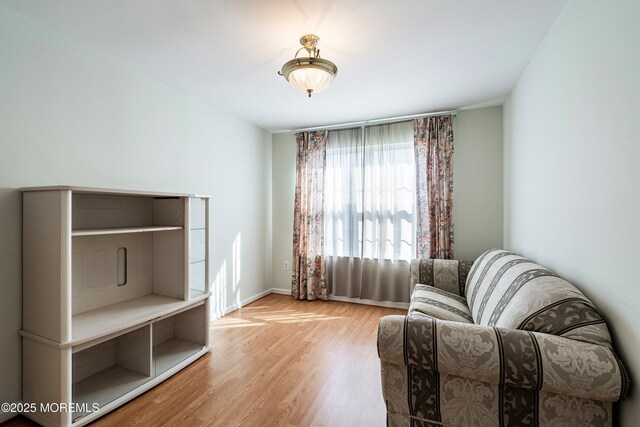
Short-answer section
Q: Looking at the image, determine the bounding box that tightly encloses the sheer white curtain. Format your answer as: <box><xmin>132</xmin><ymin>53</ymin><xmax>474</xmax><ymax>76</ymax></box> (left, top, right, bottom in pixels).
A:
<box><xmin>324</xmin><ymin>122</ymin><xmax>416</xmax><ymax>302</ymax></box>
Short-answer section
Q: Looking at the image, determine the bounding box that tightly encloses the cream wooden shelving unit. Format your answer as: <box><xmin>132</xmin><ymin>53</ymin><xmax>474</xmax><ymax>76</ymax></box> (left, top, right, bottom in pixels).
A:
<box><xmin>20</xmin><ymin>186</ymin><xmax>211</xmax><ymax>427</ymax></box>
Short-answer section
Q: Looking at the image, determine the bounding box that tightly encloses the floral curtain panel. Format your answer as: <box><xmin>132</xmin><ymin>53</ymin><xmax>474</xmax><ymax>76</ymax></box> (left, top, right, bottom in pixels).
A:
<box><xmin>292</xmin><ymin>131</ymin><xmax>328</xmax><ymax>300</ymax></box>
<box><xmin>414</xmin><ymin>116</ymin><xmax>455</xmax><ymax>259</ymax></box>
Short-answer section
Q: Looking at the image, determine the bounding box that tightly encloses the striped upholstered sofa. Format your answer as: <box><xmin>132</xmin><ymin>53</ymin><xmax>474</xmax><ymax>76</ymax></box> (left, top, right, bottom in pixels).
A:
<box><xmin>377</xmin><ymin>249</ymin><xmax>630</xmax><ymax>427</ymax></box>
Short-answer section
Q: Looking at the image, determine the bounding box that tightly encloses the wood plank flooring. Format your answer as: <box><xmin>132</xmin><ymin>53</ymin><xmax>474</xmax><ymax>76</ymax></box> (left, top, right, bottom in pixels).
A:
<box><xmin>8</xmin><ymin>294</ymin><xmax>405</xmax><ymax>427</ymax></box>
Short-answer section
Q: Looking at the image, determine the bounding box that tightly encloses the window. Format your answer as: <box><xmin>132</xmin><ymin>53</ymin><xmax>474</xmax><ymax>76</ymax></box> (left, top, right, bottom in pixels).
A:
<box><xmin>324</xmin><ymin>121</ymin><xmax>416</xmax><ymax>261</ymax></box>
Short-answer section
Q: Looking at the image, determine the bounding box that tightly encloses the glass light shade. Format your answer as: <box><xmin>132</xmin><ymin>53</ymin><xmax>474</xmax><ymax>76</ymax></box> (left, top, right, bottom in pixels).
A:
<box><xmin>280</xmin><ymin>53</ymin><xmax>338</xmax><ymax>97</ymax></box>
<box><xmin>288</xmin><ymin>66</ymin><xmax>334</xmax><ymax>95</ymax></box>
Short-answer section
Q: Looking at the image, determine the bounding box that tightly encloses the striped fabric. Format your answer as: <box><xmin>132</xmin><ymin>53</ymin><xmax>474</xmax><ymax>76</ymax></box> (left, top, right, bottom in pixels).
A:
<box><xmin>465</xmin><ymin>249</ymin><xmax>611</xmax><ymax>346</ymax></box>
<box><xmin>409</xmin><ymin>258</ymin><xmax>473</xmax><ymax>296</ymax></box>
<box><xmin>378</xmin><ymin>250</ymin><xmax>630</xmax><ymax>427</ymax></box>
<box><xmin>410</xmin><ymin>284</ymin><xmax>473</xmax><ymax>323</ymax></box>
<box><xmin>378</xmin><ymin>314</ymin><xmax>629</xmax><ymax>427</ymax></box>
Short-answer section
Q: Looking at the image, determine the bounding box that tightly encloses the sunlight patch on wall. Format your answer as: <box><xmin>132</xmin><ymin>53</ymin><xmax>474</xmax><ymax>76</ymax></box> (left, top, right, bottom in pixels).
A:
<box><xmin>233</xmin><ymin>231</ymin><xmax>242</xmax><ymax>307</ymax></box>
<box><xmin>212</xmin><ymin>259</ymin><xmax>227</xmax><ymax>318</ymax></box>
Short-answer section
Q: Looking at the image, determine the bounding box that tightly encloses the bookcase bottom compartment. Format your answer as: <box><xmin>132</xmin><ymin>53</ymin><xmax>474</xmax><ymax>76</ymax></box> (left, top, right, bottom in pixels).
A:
<box><xmin>153</xmin><ymin>303</ymin><xmax>207</xmax><ymax>376</ymax></box>
<box><xmin>72</xmin><ymin>366</ymin><xmax>149</xmax><ymax>421</ymax></box>
<box><xmin>72</xmin><ymin>326</ymin><xmax>151</xmax><ymax>422</ymax></box>
<box><xmin>22</xmin><ymin>305</ymin><xmax>210</xmax><ymax>427</ymax></box>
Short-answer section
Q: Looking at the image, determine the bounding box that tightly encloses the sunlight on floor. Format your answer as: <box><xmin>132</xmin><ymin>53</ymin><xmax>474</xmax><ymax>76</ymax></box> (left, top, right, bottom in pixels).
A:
<box><xmin>210</xmin><ymin>308</ymin><xmax>344</xmax><ymax>329</ymax></box>
<box><xmin>210</xmin><ymin>317</ymin><xmax>266</xmax><ymax>329</ymax></box>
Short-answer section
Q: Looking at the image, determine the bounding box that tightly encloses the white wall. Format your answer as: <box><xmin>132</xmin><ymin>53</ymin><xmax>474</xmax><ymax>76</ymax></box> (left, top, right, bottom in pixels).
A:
<box><xmin>0</xmin><ymin>5</ymin><xmax>271</xmax><ymax>418</ymax></box>
<box><xmin>453</xmin><ymin>107</ymin><xmax>504</xmax><ymax>260</ymax></box>
<box><xmin>270</xmin><ymin>107</ymin><xmax>503</xmax><ymax>291</ymax></box>
<box><xmin>271</xmin><ymin>133</ymin><xmax>298</xmax><ymax>292</ymax></box>
<box><xmin>503</xmin><ymin>0</ymin><xmax>639</xmax><ymax>423</ymax></box>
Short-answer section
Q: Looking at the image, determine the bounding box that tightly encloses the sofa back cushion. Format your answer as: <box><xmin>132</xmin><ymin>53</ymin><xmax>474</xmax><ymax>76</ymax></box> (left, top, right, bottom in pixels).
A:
<box><xmin>465</xmin><ymin>249</ymin><xmax>612</xmax><ymax>347</ymax></box>
<box><xmin>409</xmin><ymin>258</ymin><xmax>474</xmax><ymax>296</ymax></box>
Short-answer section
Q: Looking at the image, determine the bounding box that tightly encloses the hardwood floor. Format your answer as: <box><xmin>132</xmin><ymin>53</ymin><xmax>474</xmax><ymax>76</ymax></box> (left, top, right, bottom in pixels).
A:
<box><xmin>8</xmin><ymin>294</ymin><xmax>405</xmax><ymax>427</ymax></box>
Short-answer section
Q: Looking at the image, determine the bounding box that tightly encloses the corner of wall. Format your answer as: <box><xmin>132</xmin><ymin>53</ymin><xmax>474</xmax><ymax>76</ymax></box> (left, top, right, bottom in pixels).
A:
<box><xmin>270</xmin><ymin>132</ymin><xmax>296</xmax><ymax>292</ymax></box>
<box><xmin>264</xmin><ymin>131</ymin><xmax>274</xmax><ymax>292</ymax></box>
<box><xmin>502</xmin><ymin>95</ymin><xmax>512</xmax><ymax>250</ymax></box>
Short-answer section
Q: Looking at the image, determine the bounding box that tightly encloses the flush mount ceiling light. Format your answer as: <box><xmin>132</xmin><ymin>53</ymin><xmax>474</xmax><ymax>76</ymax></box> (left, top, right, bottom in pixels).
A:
<box><xmin>278</xmin><ymin>34</ymin><xmax>338</xmax><ymax>98</ymax></box>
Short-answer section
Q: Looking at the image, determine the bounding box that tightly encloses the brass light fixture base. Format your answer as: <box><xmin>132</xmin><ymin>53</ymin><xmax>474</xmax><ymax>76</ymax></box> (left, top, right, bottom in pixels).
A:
<box><xmin>299</xmin><ymin>34</ymin><xmax>320</xmax><ymax>54</ymax></box>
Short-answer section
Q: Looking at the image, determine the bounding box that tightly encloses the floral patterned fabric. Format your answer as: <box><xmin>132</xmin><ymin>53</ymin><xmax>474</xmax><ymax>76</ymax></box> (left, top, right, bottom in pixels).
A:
<box><xmin>414</xmin><ymin>116</ymin><xmax>455</xmax><ymax>259</ymax></box>
<box><xmin>378</xmin><ymin>250</ymin><xmax>630</xmax><ymax>426</ymax></box>
<box><xmin>409</xmin><ymin>258</ymin><xmax>473</xmax><ymax>296</ymax></box>
<box><xmin>379</xmin><ymin>312</ymin><xmax>628</xmax><ymax>427</ymax></box>
<box><xmin>292</xmin><ymin>131</ymin><xmax>328</xmax><ymax>300</ymax></box>
<box><xmin>410</xmin><ymin>284</ymin><xmax>474</xmax><ymax>323</ymax></box>
<box><xmin>465</xmin><ymin>249</ymin><xmax>613</xmax><ymax>347</ymax></box>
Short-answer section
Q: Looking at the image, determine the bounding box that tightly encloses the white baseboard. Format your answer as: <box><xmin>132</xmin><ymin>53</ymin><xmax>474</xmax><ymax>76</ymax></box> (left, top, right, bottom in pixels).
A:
<box><xmin>215</xmin><ymin>287</ymin><xmax>408</xmax><ymax>318</ymax></box>
<box><xmin>269</xmin><ymin>287</ymin><xmax>409</xmax><ymax>309</ymax></box>
<box><xmin>213</xmin><ymin>288</ymin><xmax>274</xmax><ymax>318</ymax></box>
<box><xmin>327</xmin><ymin>294</ymin><xmax>409</xmax><ymax>309</ymax></box>
<box><xmin>269</xmin><ymin>288</ymin><xmax>409</xmax><ymax>309</ymax></box>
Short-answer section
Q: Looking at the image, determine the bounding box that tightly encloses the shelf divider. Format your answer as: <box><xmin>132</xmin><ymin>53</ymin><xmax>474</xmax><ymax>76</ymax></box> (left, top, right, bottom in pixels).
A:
<box><xmin>72</xmin><ymin>293</ymin><xmax>209</xmax><ymax>346</ymax></box>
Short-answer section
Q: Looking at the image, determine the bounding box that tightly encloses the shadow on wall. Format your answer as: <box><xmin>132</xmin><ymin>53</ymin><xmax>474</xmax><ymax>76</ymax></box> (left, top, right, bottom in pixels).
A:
<box><xmin>0</xmin><ymin>188</ymin><xmax>24</xmax><ymax>410</ymax></box>
<box><xmin>211</xmin><ymin>231</ymin><xmax>243</xmax><ymax>318</ymax></box>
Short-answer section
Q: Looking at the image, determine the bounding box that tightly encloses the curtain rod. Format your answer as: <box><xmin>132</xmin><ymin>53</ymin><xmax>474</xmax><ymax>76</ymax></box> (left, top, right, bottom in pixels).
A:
<box><xmin>292</xmin><ymin>109</ymin><xmax>458</xmax><ymax>133</ymax></box>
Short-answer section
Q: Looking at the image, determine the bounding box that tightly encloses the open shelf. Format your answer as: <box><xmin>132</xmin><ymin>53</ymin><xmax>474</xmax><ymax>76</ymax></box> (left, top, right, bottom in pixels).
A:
<box><xmin>72</xmin><ymin>326</ymin><xmax>151</xmax><ymax>422</ymax></box>
<box><xmin>73</xmin><ymin>365</ymin><xmax>149</xmax><ymax>420</ymax></box>
<box><xmin>154</xmin><ymin>338</ymin><xmax>204</xmax><ymax>375</ymax></box>
<box><xmin>72</xmin><ymin>226</ymin><xmax>183</xmax><ymax>236</ymax></box>
<box><xmin>72</xmin><ymin>293</ymin><xmax>209</xmax><ymax>345</ymax></box>
<box><xmin>153</xmin><ymin>303</ymin><xmax>206</xmax><ymax>375</ymax></box>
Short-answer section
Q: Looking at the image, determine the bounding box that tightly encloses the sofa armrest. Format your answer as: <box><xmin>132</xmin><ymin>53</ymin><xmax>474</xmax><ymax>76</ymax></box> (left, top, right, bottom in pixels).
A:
<box><xmin>410</xmin><ymin>258</ymin><xmax>473</xmax><ymax>297</ymax></box>
<box><xmin>378</xmin><ymin>314</ymin><xmax>630</xmax><ymax>402</ymax></box>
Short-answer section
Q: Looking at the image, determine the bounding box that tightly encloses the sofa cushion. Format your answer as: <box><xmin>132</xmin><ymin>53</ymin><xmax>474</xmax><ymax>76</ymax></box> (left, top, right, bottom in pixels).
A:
<box><xmin>410</xmin><ymin>258</ymin><xmax>474</xmax><ymax>296</ymax></box>
<box><xmin>409</xmin><ymin>284</ymin><xmax>473</xmax><ymax>323</ymax></box>
<box><xmin>465</xmin><ymin>249</ymin><xmax>611</xmax><ymax>346</ymax></box>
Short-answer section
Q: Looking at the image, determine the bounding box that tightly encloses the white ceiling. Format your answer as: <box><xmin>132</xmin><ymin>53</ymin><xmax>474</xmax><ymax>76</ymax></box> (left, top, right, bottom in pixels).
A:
<box><xmin>1</xmin><ymin>0</ymin><xmax>566</xmax><ymax>132</ymax></box>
